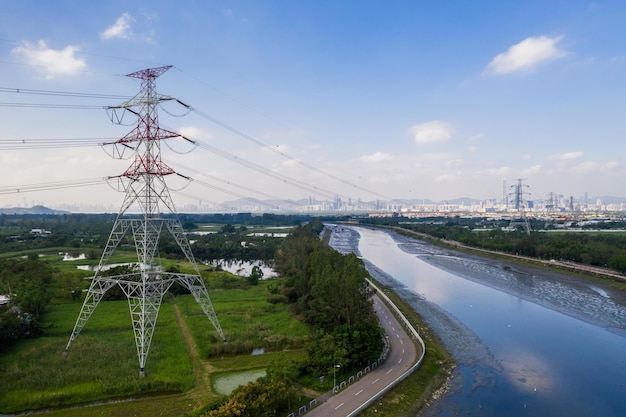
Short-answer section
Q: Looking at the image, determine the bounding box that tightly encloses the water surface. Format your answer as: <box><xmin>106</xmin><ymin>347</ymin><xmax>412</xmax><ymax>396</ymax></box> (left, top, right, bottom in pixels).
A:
<box><xmin>331</xmin><ymin>226</ymin><xmax>626</xmax><ymax>417</ymax></box>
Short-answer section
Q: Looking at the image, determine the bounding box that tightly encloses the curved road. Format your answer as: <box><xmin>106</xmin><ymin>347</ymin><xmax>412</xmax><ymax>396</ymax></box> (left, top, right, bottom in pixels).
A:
<box><xmin>306</xmin><ymin>293</ymin><xmax>419</xmax><ymax>417</ymax></box>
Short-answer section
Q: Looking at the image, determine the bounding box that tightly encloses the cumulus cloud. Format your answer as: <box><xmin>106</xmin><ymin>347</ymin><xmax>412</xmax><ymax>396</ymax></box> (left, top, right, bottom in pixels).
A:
<box><xmin>476</xmin><ymin>166</ymin><xmax>512</xmax><ymax>177</ymax></box>
<box><xmin>486</xmin><ymin>35</ymin><xmax>566</xmax><ymax>75</ymax></box>
<box><xmin>360</xmin><ymin>152</ymin><xmax>394</xmax><ymax>163</ymax></box>
<box><xmin>550</xmin><ymin>151</ymin><xmax>583</xmax><ymax>160</ymax></box>
<box><xmin>435</xmin><ymin>171</ymin><xmax>463</xmax><ymax>182</ymax></box>
<box><xmin>523</xmin><ymin>164</ymin><xmax>542</xmax><ymax>174</ymax></box>
<box><xmin>101</xmin><ymin>12</ymin><xmax>134</xmax><ymax>40</ymax></box>
<box><xmin>568</xmin><ymin>161</ymin><xmax>599</xmax><ymax>174</ymax></box>
<box><xmin>445</xmin><ymin>159</ymin><xmax>463</xmax><ymax>167</ymax></box>
<box><xmin>411</xmin><ymin>121</ymin><xmax>453</xmax><ymax>144</ymax></box>
<box><xmin>12</xmin><ymin>40</ymin><xmax>86</xmax><ymax>79</ymax></box>
<box><xmin>467</xmin><ymin>145</ymin><xmax>478</xmax><ymax>153</ymax></box>
<box><xmin>178</xmin><ymin>126</ymin><xmax>211</xmax><ymax>140</ymax></box>
<box><xmin>467</xmin><ymin>133</ymin><xmax>485</xmax><ymax>142</ymax></box>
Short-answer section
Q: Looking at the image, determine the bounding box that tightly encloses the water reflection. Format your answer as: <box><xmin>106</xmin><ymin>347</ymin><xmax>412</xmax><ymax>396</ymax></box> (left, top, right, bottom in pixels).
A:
<box><xmin>336</xmin><ymin>226</ymin><xmax>626</xmax><ymax>417</ymax></box>
<box><xmin>208</xmin><ymin>259</ymin><xmax>277</xmax><ymax>278</ymax></box>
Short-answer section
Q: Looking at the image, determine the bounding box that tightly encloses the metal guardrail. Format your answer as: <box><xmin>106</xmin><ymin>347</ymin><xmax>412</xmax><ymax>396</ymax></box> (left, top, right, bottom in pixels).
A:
<box><xmin>287</xmin><ymin>279</ymin><xmax>426</xmax><ymax>417</ymax></box>
<box><xmin>344</xmin><ymin>280</ymin><xmax>426</xmax><ymax>417</ymax></box>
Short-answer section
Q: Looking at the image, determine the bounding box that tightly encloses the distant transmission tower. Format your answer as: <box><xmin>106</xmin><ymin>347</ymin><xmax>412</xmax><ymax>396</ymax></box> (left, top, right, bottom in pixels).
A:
<box><xmin>508</xmin><ymin>178</ymin><xmax>531</xmax><ymax>235</ymax></box>
<box><xmin>64</xmin><ymin>65</ymin><xmax>225</xmax><ymax>377</ymax></box>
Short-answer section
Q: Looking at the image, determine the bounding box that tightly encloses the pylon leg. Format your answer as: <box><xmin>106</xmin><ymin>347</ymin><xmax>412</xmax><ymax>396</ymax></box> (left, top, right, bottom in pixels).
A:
<box><xmin>179</xmin><ymin>274</ymin><xmax>226</xmax><ymax>341</ymax></box>
<box><xmin>64</xmin><ymin>277</ymin><xmax>117</xmax><ymax>354</ymax></box>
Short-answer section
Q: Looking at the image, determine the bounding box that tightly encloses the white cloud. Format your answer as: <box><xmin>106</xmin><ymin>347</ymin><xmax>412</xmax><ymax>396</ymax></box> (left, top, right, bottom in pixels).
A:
<box><xmin>435</xmin><ymin>171</ymin><xmax>463</xmax><ymax>182</ymax></box>
<box><xmin>467</xmin><ymin>145</ymin><xmax>478</xmax><ymax>152</ymax></box>
<box><xmin>12</xmin><ymin>40</ymin><xmax>86</xmax><ymax>79</ymax></box>
<box><xmin>360</xmin><ymin>152</ymin><xmax>394</xmax><ymax>163</ymax></box>
<box><xmin>568</xmin><ymin>161</ymin><xmax>599</xmax><ymax>174</ymax></box>
<box><xmin>178</xmin><ymin>126</ymin><xmax>211</xmax><ymax>140</ymax></box>
<box><xmin>476</xmin><ymin>166</ymin><xmax>512</xmax><ymax>177</ymax></box>
<box><xmin>101</xmin><ymin>12</ymin><xmax>134</xmax><ymax>40</ymax></box>
<box><xmin>486</xmin><ymin>35</ymin><xmax>566</xmax><ymax>75</ymax></box>
<box><xmin>550</xmin><ymin>151</ymin><xmax>583</xmax><ymax>160</ymax></box>
<box><xmin>410</xmin><ymin>121</ymin><xmax>453</xmax><ymax>144</ymax></box>
<box><xmin>523</xmin><ymin>164</ymin><xmax>542</xmax><ymax>174</ymax></box>
<box><xmin>467</xmin><ymin>133</ymin><xmax>485</xmax><ymax>142</ymax></box>
<box><xmin>445</xmin><ymin>159</ymin><xmax>463</xmax><ymax>167</ymax></box>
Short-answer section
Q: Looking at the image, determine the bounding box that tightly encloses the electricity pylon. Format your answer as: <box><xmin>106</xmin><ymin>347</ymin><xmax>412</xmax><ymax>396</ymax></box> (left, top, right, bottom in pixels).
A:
<box><xmin>64</xmin><ymin>65</ymin><xmax>225</xmax><ymax>377</ymax></box>
<box><xmin>508</xmin><ymin>178</ymin><xmax>531</xmax><ymax>235</ymax></box>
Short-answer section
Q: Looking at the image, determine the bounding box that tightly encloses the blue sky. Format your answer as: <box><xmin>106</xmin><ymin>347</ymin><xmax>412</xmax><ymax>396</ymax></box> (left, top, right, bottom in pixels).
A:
<box><xmin>1</xmin><ymin>1</ymin><xmax>625</xmax><ymax>210</ymax></box>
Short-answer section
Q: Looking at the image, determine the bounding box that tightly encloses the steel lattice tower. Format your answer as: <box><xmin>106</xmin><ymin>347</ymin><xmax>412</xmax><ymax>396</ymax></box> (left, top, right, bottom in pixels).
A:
<box><xmin>64</xmin><ymin>65</ymin><xmax>225</xmax><ymax>377</ymax></box>
<box><xmin>508</xmin><ymin>178</ymin><xmax>531</xmax><ymax>235</ymax></box>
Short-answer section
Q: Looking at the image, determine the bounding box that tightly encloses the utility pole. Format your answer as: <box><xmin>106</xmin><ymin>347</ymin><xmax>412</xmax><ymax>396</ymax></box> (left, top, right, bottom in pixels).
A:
<box><xmin>63</xmin><ymin>66</ymin><xmax>225</xmax><ymax>377</ymax></box>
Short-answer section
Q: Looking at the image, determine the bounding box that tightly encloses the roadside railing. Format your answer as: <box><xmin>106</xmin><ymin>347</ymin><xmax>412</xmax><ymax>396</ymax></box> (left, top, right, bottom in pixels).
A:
<box><xmin>286</xmin><ymin>279</ymin><xmax>425</xmax><ymax>417</ymax></box>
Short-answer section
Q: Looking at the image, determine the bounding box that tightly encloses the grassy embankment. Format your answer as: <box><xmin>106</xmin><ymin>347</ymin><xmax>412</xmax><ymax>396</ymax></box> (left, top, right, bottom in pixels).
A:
<box><xmin>358</xmin><ymin>282</ymin><xmax>454</xmax><ymax>417</ymax></box>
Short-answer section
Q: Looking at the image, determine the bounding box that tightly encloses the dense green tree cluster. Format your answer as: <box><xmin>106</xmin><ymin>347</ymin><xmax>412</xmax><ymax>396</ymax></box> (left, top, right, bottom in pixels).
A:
<box><xmin>274</xmin><ymin>219</ymin><xmax>384</xmax><ymax>376</ymax></box>
<box><xmin>0</xmin><ymin>255</ymin><xmax>55</xmax><ymax>349</ymax></box>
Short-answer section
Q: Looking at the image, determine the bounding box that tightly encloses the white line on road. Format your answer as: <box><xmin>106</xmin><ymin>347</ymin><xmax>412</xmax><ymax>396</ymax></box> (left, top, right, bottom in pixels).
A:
<box><xmin>355</xmin><ymin>389</ymin><xmax>363</xmax><ymax>396</ymax></box>
<box><xmin>335</xmin><ymin>403</ymin><xmax>344</xmax><ymax>410</ymax></box>
<box><xmin>372</xmin><ymin>378</ymin><xmax>380</xmax><ymax>385</ymax></box>
<box><xmin>386</xmin><ymin>368</ymin><xmax>393</xmax><ymax>374</ymax></box>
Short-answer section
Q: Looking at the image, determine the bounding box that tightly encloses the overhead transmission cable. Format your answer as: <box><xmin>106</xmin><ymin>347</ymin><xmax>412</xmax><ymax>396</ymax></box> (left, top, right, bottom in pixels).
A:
<box><xmin>188</xmin><ymin>137</ymin><xmax>339</xmax><ymax>200</ymax></box>
<box><xmin>0</xmin><ymin>177</ymin><xmax>108</xmax><ymax>195</ymax></box>
<box><xmin>0</xmin><ymin>86</ymin><xmax>131</xmax><ymax>110</ymax></box>
<box><xmin>173</xmin><ymin>100</ymin><xmax>388</xmax><ymax>205</ymax></box>
<box><xmin>0</xmin><ymin>137</ymin><xmax>115</xmax><ymax>150</ymax></box>
<box><xmin>0</xmin><ymin>87</ymin><xmax>130</xmax><ymax>100</ymax></box>
<box><xmin>166</xmin><ymin>159</ymin><xmax>303</xmax><ymax>207</ymax></box>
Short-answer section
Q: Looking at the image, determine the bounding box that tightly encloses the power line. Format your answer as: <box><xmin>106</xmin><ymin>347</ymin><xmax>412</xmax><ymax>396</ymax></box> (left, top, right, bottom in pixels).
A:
<box><xmin>0</xmin><ymin>87</ymin><xmax>130</xmax><ymax>100</ymax></box>
<box><xmin>166</xmin><ymin>159</ymin><xmax>303</xmax><ymax>207</ymax></box>
<box><xmin>0</xmin><ymin>178</ymin><xmax>107</xmax><ymax>195</ymax></box>
<box><xmin>0</xmin><ymin>102</ymin><xmax>105</xmax><ymax>109</ymax></box>
<box><xmin>0</xmin><ymin>137</ymin><xmax>114</xmax><ymax>150</ymax></box>
<box><xmin>180</xmin><ymin>102</ymin><xmax>395</xmax><ymax>204</ymax></box>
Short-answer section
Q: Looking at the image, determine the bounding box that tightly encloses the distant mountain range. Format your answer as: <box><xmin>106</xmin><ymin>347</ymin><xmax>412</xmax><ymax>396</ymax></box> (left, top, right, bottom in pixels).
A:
<box><xmin>0</xmin><ymin>205</ymin><xmax>69</xmax><ymax>215</ymax></box>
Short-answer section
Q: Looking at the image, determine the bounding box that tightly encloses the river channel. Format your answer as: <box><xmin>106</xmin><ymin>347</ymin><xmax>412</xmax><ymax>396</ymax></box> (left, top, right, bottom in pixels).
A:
<box><xmin>328</xmin><ymin>226</ymin><xmax>626</xmax><ymax>417</ymax></box>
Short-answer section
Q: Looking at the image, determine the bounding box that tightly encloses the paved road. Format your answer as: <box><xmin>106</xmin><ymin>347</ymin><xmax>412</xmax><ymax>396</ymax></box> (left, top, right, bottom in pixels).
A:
<box><xmin>306</xmin><ymin>293</ymin><xmax>419</xmax><ymax>417</ymax></box>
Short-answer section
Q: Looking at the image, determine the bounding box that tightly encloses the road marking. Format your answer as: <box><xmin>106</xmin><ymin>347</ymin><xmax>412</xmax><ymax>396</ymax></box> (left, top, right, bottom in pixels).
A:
<box><xmin>386</xmin><ymin>368</ymin><xmax>393</xmax><ymax>374</ymax></box>
<box><xmin>392</xmin><ymin>326</ymin><xmax>395</xmax><ymax>331</ymax></box>
<box><xmin>400</xmin><ymin>339</ymin><xmax>404</xmax><ymax>345</ymax></box>
<box><xmin>355</xmin><ymin>389</ymin><xmax>363</xmax><ymax>396</ymax></box>
<box><xmin>335</xmin><ymin>403</ymin><xmax>344</xmax><ymax>410</ymax></box>
<box><xmin>402</xmin><ymin>348</ymin><xmax>405</xmax><ymax>354</ymax></box>
<box><xmin>399</xmin><ymin>357</ymin><xmax>403</xmax><ymax>364</ymax></box>
<box><xmin>372</xmin><ymin>378</ymin><xmax>380</xmax><ymax>384</ymax></box>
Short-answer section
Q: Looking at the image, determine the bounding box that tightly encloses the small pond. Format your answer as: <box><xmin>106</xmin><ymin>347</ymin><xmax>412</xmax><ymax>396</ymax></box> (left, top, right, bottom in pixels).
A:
<box><xmin>208</xmin><ymin>259</ymin><xmax>277</xmax><ymax>278</ymax></box>
<box><xmin>213</xmin><ymin>369</ymin><xmax>266</xmax><ymax>396</ymax></box>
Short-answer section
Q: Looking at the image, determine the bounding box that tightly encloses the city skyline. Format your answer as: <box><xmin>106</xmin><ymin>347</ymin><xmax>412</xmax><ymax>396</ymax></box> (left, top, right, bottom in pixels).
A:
<box><xmin>1</xmin><ymin>1</ymin><xmax>626</xmax><ymax>210</ymax></box>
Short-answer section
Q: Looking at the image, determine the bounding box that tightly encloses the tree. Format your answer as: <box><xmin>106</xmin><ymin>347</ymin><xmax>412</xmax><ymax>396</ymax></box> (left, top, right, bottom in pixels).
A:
<box><xmin>247</xmin><ymin>265</ymin><xmax>263</xmax><ymax>285</ymax></box>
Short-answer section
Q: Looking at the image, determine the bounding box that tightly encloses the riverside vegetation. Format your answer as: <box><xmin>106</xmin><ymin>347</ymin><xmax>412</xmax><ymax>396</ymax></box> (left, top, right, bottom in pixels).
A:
<box><xmin>3</xmin><ymin>214</ymin><xmax>450</xmax><ymax>417</ymax></box>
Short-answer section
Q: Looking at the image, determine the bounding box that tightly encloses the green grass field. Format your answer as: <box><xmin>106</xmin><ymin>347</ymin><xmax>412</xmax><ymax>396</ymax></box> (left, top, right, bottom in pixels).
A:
<box><xmin>0</xmin><ymin>277</ymin><xmax>309</xmax><ymax>415</ymax></box>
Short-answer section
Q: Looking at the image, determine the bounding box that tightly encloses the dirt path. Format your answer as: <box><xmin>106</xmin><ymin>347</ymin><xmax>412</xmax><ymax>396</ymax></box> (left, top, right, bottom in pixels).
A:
<box><xmin>171</xmin><ymin>303</ymin><xmax>219</xmax><ymax>408</ymax></box>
